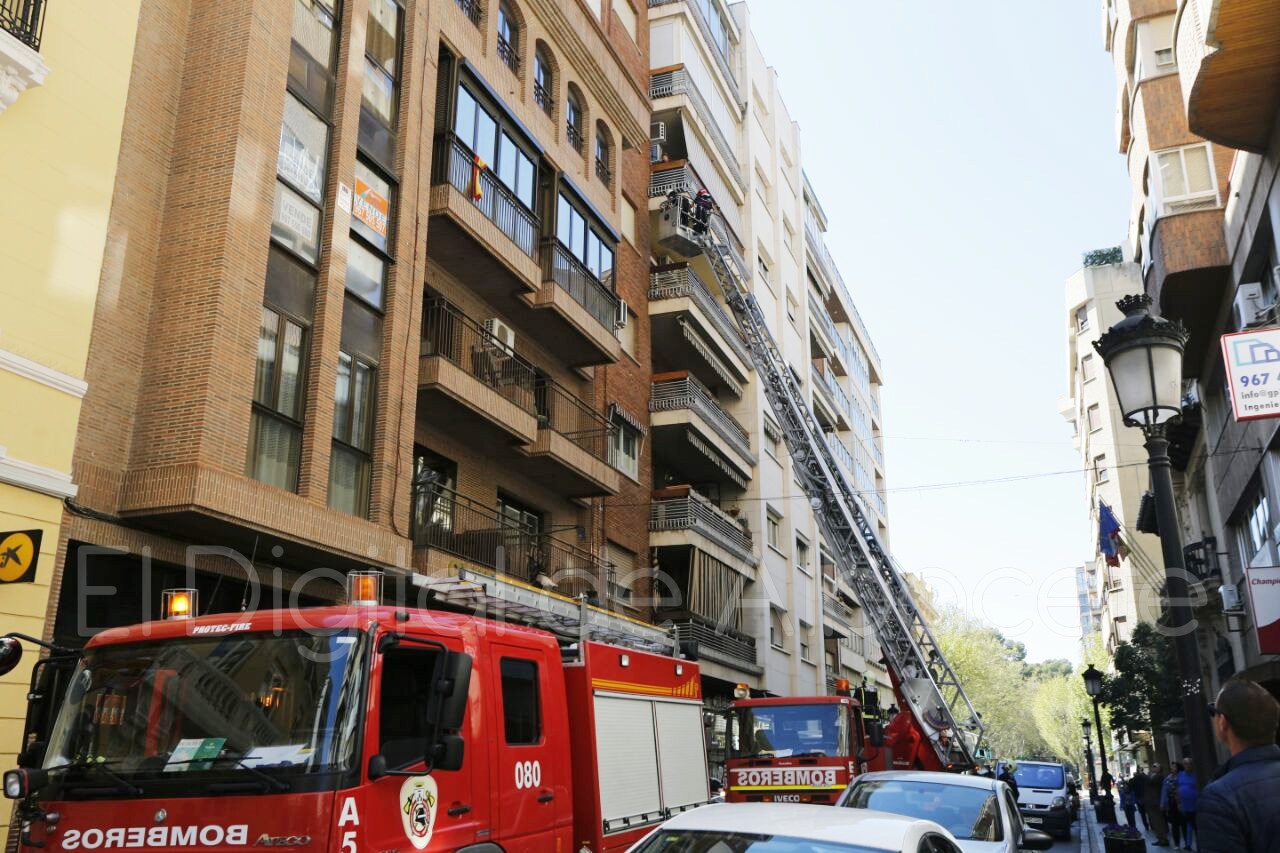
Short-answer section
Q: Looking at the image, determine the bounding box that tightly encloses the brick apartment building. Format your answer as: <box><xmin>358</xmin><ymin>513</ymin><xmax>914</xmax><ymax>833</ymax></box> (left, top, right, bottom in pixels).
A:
<box><xmin>46</xmin><ymin>0</ymin><xmax>662</xmax><ymax>652</ymax></box>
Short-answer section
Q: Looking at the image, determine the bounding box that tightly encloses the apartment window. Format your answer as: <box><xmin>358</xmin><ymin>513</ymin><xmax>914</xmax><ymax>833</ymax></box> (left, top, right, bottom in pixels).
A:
<box><xmin>411</xmin><ymin>447</ymin><xmax>457</xmax><ymax>539</ymax></box>
<box><xmin>498</xmin><ymin>494</ymin><xmax>543</xmax><ymax>536</ymax></box>
<box><xmin>329</xmin><ymin>349</ymin><xmax>376</xmax><ymax>517</ymax></box>
<box><xmin>250</xmin><ymin>305</ymin><xmax>307</xmax><ymax>491</ymax></box>
<box><xmin>346</xmin><ymin>240</ymin><xmax>386</xmax><ymax>309</ymax></box>
<box><xmin>278</xmin><ymin>93</ymin><xmax>329</xmax><ymax>204</ymax></box>
<box><xmin>289</xmin><ymin>0</ymin><xmax>340</xmax><ymax>114</ymax></box>
<box><xmin>533</xmin><ymin>44</ymin><xmax>554</xmax><ymax>116</ymax></box>
<box><xmin>556</xmin><ymin>189</ymin><xmax>616</xmax><ymax>285</ymax></box>
<box><xmin>359</xmin><ymin>0</ymin><xmax>402</xmax><ymax>168</ymax></box>
<box><xmin>608</xmin><ymin>0</ymin><xmax>637</xmax><ymax>40</ymax></box>
<box><xmin>453</xmin><ymin>80</ymin><xmax>539</xmax><ymax>211</ymax></box>
<box><xmin>500</xmin><ymin>658</ymin><xmax>541</xmax><ymax>744</ymax></box>
<box><xmin>594</xmin><ymin>122</ymin><xmax>612</xmax><ymax>186</ymax></box>
<box><xmin>1075</xmin><ymin>305</ymin><xmax>1089</xmax><ymax>333</ymax></box>
<box><xmin>608</xmin><ymin>414</ymin><xmax>640</xmax><ymax>479</ymax></box>
<box><xmin>1087</xmin><ymin>404</ymin><xmax>1103</xmax><ymax>433</ymax></box>
<box><xmin>1155</xmin><ymin>144</ymin><xmax>1217</xmax><ymax>214</ymax></box>
<box><xmin>796</xmin><ymin>538</ymin><xmax>810</xmax><ymax>575</ymax></box>
<box><xmin>1094</xmin><ymin>454</ymin><xmax>1109</xmax><ymax>484</ymax></box>
<box><xmin>1244</xmin><ymin>488</ymin><xmax>1271</xmax><ymax>562</ymax></box>
<box><xmin>1082</xmin><ymin>354</ymin><xmax>1096</xmax><ymax>382</ymax></box>
<box><xmin>605</xmin><ymin>541</ymin><xmax>636</xmax><ymax>606</ymax></box>
<box><xmin>766</xmin><ymin>508</ymin><xmax>781</xmax><ymax>550</ymax></box>
<box><xmin>758</xmin><ymin>255</ymin><xmax>770</xmax><ymax>282</ymax></box>
<box><xmin>497</xmin><ymin>2</ymin><xmax>519</xmax><ymax>73</ymax></box>
<box><xmin>353</xmin><ymin>159</ymin><xmax>393</xmax><ymax>253</ymax></box>
<box><xmin>621</xmin><ymin>197</ymin><xmax>636</xmax><ymax>246</ymax></box>
<box><xmin>769</xmin><ymin>607</ymin><xmax>787</xmax><ymax>650</ymax></box>
<box><xmin>566</xmin><ymin>86</ymin><xmax>584</xmax><ymax>152</ymax></box>
<box><xmin>763</xmin><ymin>416</ymin><xmax>782</xmax><ymax>459</ymax></box>
<box><xmin>786</xmin><ymin>290</ymin><xmax>798</xmax><ymax>324</ymax></box>
<box><xmin>799</xmin><ymin>622</ymin><xmax>813</xmax><ymax>662</ymax></box>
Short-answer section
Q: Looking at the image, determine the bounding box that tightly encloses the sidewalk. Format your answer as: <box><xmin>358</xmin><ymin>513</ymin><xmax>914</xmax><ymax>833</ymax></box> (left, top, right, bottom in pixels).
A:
<box><xmin>1078</xmin><ymin>804</ymin><xmax>1176</xmax><ymax>853</ymax></box>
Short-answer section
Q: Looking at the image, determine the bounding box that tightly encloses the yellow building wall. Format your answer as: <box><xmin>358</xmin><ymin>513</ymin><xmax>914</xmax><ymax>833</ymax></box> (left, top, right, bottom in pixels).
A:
<box><xmin>0</xmin><ymin>2</ymin><xmax>142</xmax><ymax>842</ymax></box>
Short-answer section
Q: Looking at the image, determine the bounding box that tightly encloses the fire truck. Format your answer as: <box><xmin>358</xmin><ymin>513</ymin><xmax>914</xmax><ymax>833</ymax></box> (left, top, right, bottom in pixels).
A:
<box><xmin>0</xmin><ymin>574</ymin><xmax>711</xmax><ymax>852</ymax></box>
<box><xmin>655</xmin><ymin>194</ymin><xmax>987</xmax><ymax>804</ymax></box>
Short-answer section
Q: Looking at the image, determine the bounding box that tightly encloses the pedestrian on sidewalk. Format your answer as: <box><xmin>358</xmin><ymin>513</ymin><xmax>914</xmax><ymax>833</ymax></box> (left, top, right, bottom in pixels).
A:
<box><xmin>1176</xmin><ymin>757</ymin><xmax>1198</xmax><ymax>850</ymax></box>
<box><xmin>1131</xmin><ymin>768</ymin><xmax>1150</xmax><ymax>831</ymax></box>
<box><xmin>1120</xmin><ymin>779</ymin><xmax>1138</xmax><ymax>828</ymax></box>
<box><xmin>1144</xmin><ymin>763</ymin><xmax>1171</xmax><ymax>847</ymax></box>
<box><xmin>1197</xmin><ymin>678</ymin><xmax>1280</xmax><ymax>853</ymax></box>
<box><xmin>1161</xmin><ymin>767</ymin><xmax>1183</xmax><ymax>849</ymax></box>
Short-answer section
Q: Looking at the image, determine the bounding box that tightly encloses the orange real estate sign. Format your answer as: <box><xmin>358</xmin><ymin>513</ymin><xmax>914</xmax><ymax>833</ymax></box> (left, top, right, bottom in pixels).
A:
<box><xmin>353</xmin><ymin>176</ymin><xmax>389</xmax><ymax>241</ymax></box>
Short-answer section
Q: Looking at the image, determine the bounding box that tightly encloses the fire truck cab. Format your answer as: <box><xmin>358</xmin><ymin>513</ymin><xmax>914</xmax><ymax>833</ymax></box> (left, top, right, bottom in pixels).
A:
<box><xmin>724</xmin><ymin>686</ymin><xmax>883</xmax><ymax>806</ymax></box>
<box><xmin>1</xmin><ymin>597</ymin><xmax>708</xmax><ymax>853</ymax></box>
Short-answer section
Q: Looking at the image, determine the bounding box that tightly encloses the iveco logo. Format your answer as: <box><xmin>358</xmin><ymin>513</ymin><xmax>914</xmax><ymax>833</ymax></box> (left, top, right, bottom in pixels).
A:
<box><xmin>153</xmin><ymin>810</ymin><xmax>167</xmax><ymax>824</ymax></box>
<box><xmin>253</xmin><ymin>834</ymin><xmax>312</xmax><ymax>847</ymax></box>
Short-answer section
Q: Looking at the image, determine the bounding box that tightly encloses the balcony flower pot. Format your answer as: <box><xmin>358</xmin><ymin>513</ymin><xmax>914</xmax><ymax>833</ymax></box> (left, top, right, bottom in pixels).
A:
<box><xmin>1101</xmin><ymin>824</ymin><xmax>1146</xmax><ymax>853</ymax></box>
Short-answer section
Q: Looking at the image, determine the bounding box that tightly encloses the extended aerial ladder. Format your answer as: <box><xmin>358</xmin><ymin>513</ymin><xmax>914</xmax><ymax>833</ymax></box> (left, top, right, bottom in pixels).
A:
<box><xmin>656</xmin><ymin>195</ymin><xmax>985</xmax><ymax>770</ymax></box>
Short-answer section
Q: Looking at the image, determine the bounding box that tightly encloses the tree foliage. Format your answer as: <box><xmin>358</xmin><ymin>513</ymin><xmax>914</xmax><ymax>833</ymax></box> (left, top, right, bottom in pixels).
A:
<box><xmin>1098</xmin><ymin>622</ymin><xmax>1180</xmax><ymax>739</ymax></box>
<box><xmin>1032</xmin><ymin>675</ymin><xmax>1095</xmax><ymax>776</ymax></box>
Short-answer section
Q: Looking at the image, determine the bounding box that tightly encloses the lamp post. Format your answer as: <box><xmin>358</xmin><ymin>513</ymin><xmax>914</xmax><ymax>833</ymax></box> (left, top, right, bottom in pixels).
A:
<box><xmin>1093</xmin><ymin>294</ymin><xmax>1217</xmax><ymax>790</ymax></box>
<box><xmin>1081</xmin><ymin>718</ymin><xmax>1095</xmax><ymax>789</ymax></box>
<box><xmin>1082</xmin><ymin>664</ymin><xmax>1116</xmax><ymax>821</ymax></box>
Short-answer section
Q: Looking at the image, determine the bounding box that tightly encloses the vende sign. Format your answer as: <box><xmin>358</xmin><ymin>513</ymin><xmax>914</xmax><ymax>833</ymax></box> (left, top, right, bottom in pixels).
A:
<box><xmin>1246</xmin><ymin>567</ymin><xmax>1280</xmax><ymax>655</ymax></box>
<box><xmin>1222</xmin><ymin>329</ymin><xmax>1280</xmax><ymax>421</ymax></box>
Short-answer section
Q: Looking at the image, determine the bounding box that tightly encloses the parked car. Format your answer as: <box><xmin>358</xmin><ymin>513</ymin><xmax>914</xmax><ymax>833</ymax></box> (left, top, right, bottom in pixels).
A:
<box><xmin>627</xmin><ymin>802</ymin><xmax>964</xmax><ymax>853</ymax></box>
<box><xmin>835</xmin><ymin>771</ymin><xmax>1054</xmax><ymax>852</ymax></box>
<box><xmin>994</xmin><ymin>760</ymin><xmax>1074</xmax><ymax>840</ymax></box>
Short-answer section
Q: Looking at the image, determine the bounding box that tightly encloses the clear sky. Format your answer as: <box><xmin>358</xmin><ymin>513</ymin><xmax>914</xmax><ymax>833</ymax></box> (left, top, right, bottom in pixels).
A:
<box><xmin>743</xmin><ymin>1</ymin><xmax>1131</xmax><ymax>663</ymax></box>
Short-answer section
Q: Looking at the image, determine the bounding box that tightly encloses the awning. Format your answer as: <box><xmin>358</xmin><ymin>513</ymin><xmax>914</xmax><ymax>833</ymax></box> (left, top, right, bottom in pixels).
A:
<box><xmin>686</xmin><ymin>429</ymin><xmax>749</xmax><ymax>489</ymax></box>
<box><xmin>608</xmin><ymin>402</ymin><xmax>649</xmax><ymax>436</ymax></box>
<box><xmin>678</xmin><ymin>316</ymin><xmax>744</xmax><ymax>397</ymax></box>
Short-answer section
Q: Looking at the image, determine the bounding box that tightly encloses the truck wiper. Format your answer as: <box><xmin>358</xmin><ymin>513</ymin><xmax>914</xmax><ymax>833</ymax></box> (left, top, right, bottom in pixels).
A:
<box><xmin>164</xmin><ymin>751</ymin><xmax>290</xmax><ymax>792</ymax></box>
<box><xmin>47</xmin><ymin>759</ymin><xmax>141</xmax><ymax>796</ymax></box>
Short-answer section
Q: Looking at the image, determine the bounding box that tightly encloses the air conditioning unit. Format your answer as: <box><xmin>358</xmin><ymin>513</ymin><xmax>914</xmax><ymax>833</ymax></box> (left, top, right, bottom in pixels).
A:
<box><xmin>1233</xmin><ymin>282</ymin><xmax>1265</xmax><ymax>330</ymax></box>
<box><xmin>1220</xmin><ymin>585</ymin><xmax>1242</xmax><ymax>612</ymax></box>
<box><xmin>1155</xmin><ymin>47</ymin><xmax>1175</xmax><ymax>67</ymax></box>
<box><xmin>614</xmin><ymin>298</ymin><xmax>629</xmax><ymax>329</ymax></box>
<box><xmin>650</xmin><ymin>121</ymin><xmax>666</xmax><ymax>142</ymax></box>
<box><xmin>482</xmin><ymin>318</ymin><xmax>516</xmax><ymax>353</ymax></box>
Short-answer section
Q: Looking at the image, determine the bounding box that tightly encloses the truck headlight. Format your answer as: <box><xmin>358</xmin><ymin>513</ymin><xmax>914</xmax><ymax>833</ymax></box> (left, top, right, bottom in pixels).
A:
<box><xmin>1051</xmin><ymin>796</ymin><xmax>1066</xmax><ymax>808</ymax></box>
<box><xmin>4</xmin><ymin>770</ymin><xmax>26</xmax><ymax>799</ymax></box>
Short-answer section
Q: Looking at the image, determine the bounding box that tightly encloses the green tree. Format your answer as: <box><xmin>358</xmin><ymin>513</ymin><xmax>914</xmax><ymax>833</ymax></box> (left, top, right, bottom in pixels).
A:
<box><xmin>1097</xmin><ymin>622</ymin><xmax>1180</xmax><ymax>742</ymax></box>
<box><xmin>1031</xmin><ymin>674</ymin><xmax>1095</xmax><ymax>776</ymax></box>
<box><xmin>1024</xmin><ymin>659</ymin><xmax>1075</xmax><ymax>682</ymax></box>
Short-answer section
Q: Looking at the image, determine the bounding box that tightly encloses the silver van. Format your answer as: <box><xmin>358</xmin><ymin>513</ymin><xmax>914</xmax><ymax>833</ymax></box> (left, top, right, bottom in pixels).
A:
<box><xmin>996</xmin><ymin>761</ymin><xmax>1073</xmax><ymax>840</ymax></box>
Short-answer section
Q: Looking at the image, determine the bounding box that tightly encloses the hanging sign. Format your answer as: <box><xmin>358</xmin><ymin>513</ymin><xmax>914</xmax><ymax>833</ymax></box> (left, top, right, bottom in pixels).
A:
<box><xmin>1221</xmin><ymin>328</ymin><xmax>1280</xmax><ymax>421</ymax></box>
<box><xmin>0</xmin><ymin>529</ymin><xmax>41</xmax><ymax>584</ymax></box>
<box><xmin>1246</xmin><ymin>566</ymin><xmax>1280</xmax><ymax>655</ymax></box>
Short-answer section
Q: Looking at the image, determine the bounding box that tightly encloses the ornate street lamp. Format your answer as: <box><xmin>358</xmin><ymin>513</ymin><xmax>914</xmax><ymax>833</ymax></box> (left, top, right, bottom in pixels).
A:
<box><xmin>1081</xmin><ymin>719</ymin><xmax>1095</xmax><ymax>790</ymax></box>
<box><xmin>1093</xmin><ymin>294</ymin><xmax>1217</xmax><ymax>789</ymax></box>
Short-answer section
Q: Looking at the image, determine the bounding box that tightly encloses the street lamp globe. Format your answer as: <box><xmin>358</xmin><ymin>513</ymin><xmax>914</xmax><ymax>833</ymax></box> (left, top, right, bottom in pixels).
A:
<box><xmin>1082</xmin><ymin>663</ymin><xmax>1104</xmax><ymax>698</ymax></box>
<box><xmin>1081</xmin><ymin>717</ymin><xmax>1092</xmax><ymax>738</ymax></box>
<box><xmin>1092</xmin><ymin>294</ymin><xmax>1188</xmax><ymax>428</ymax></box>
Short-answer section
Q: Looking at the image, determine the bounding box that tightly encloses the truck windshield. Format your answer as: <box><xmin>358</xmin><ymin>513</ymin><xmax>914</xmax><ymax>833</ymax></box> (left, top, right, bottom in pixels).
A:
<box><xmin>43</xmin><ymin>630</ymin><xmax>368</xmax><ymax>794</ymax></box>
<box><xmin>730</xmin><ymin>704</ymin><xmax>848</xmax><ymax>758</ymax></box>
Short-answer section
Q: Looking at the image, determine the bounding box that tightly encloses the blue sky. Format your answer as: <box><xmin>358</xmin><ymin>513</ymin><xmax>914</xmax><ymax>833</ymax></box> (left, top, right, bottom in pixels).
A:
<box><xmin>744</xmin><ymin>1</ymin><xmax>1131</xmax><ymax>662</ymax></box>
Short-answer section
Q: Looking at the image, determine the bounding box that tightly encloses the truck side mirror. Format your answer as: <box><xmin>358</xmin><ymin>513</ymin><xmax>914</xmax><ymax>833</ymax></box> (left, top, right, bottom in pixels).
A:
<box><xmin>432</xmin><ymin>735</ymin><xmax>465</xmax><ymax>772</ymax></box>
<box><xmin>0</xmin><ymin>637</ymin><xmax>22</xmax><ymax>677</ymax></box>
<box><xmin>866</xmin><ymin>721</ymin><xmax>885</xmax><ymax>748</ymax></box>
<box><xmin>16</xmin><ymin>742</ymin><xmax>45</xmax><ymax>769</ymax></box>
<box><xmin>435</xmin><ymin>652</ymin><xmax>472</xmax><ymax>731</ymax></box>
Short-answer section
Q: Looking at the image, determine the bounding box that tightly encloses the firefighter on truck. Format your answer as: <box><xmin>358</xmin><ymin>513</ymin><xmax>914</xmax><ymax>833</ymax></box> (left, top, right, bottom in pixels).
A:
<box><xmin>0</xmin><ymin>571</ymin><xmax>713</xmax><ymax>852</ymax></box>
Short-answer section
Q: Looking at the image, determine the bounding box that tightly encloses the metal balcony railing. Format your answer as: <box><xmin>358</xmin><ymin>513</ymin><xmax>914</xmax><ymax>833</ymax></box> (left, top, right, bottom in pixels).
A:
<box><xmin>825</xmin><ymin>433</ymin><xmax>856</xmax><ymax>481</ymax></box>
<box><xmin>533</xmin><ymin>81</ymin><xmax>553</xmax><ymax>116</ymax></box>
<box><xmin>839</xmin><ymin>632</ymin><xmax>865</xmax><ymax>658</ymax></box>
<box><xmin>651</xmin><ymin>373</ymin><xmax>753</xmax><ymax>461</ymax></box>
<box><xmin>434</xmin><ymin>132</ymin><xmax>539</xmax><ymax>259</ymax></box>
<box><xmin>808</xmin><ymin>292</ymin><xmax>857</xmax><ymax>371</ymax></box>
<box><xmin>421</xmin><ymin>300</ymin><xmax>538</xmax><ymax>413</ymax></box>
<box><xmin>566</xmin><ymin>120</ymin><xmax>584</xmax><ymax>153</ymax></box>
<box><xmin>542</xmin><ymin>239</ymin><xmax>620</xmax><ymax>336</ymax></box>
<box><xmin>649</xmin><ymin>264</ymin><xmax>749</xmax><ymax>362</ymax></box>
<box><xmin>649</xmin><ymin>66</ymin><xmax>744</xmax><ymax>191</ymax></box>
<box><xmin>1</xmin><ymin>0</ymin><xmax>44</xmax><ymax>49</ymax></box>
<box><xmin>497</xmin><ymin>36</ymin><xmax>518</xmax><ymax>73</ymax></box>
<box><xmin>647</xmin><ymin>0</ymin><xmax>741</xmax><ymax>107</ymax></box>
<box><xmin>453</xmin><ymin>0</ymin><xmax>482</xmax><ymax>27</ymax></box>
<box><xmin>650</xmin><ymin>486</ymin><xmax>755</xmax><ymax>565</ymax></box>
<box><xmin>651</xmin><ymin>164</ymin><xmax>749</xmax><ymax>278</ymax></box>
<box><xmin>811</xmin><ymin>358</ymin><xmax>851</xmax><ymax>424</ymax></box>
<box><xmin>595</xmin><ymin>156</ymin><xmax>612</xmax><ymax>186</ymax></box>
<box><xmin>411</xmin><ymin>481</ymin><xmax>605</xmax><ymax>596</ymax></box>
<box><xmin>667</xmin><ymin>617</ymin><xmax>758</xmax><ymax>671</ymax></box>
<box><xmin>802</xmin><ymin>210</ymin><xmax>880</xmax><ymax>369</ymax></box>
<box><xmin>823</xmin><ymin>592</ymin><xmax>853</xmax><ymax>627</ymax></box>
<box><xmin>536</xmin><ymin>378</ymin><xmax>614</xmax><ymax>463</ymax></box>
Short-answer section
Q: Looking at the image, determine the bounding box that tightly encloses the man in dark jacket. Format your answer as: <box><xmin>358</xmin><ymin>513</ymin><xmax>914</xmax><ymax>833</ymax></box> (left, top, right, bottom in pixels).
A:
<box><xmin>1131</xmin><ymin>768</ymin><xmax>1150</xmax><ymax>831</ymax></box>
<box><xmin>1198</xmin><ymin>677</ymin><xmax>1280</xmax><ymax>853</ymax></box>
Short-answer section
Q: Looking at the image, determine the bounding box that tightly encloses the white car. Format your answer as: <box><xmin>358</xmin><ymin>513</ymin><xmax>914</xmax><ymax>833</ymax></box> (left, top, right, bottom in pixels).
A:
<box><xmin>835</xmin><ymin>771</ymin><xmax>1054</xmax><ymax>853</ymax></box>
<box><xmin>627</xmin><ymin>802</ymin><xmax>965</xmax><ymax>853</ymax></box>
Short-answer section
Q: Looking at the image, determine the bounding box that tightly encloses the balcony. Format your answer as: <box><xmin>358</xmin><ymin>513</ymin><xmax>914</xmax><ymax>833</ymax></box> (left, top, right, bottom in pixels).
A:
<box><xmin>650</xmin><ymin>65</ymin><xmax>745</xmax><ymax>191</ymax></box>
<box><xmin>533</xmin><ymin>80</ymin><xmax>552</xmax><ymax>117</ymax></box>
<box><xmin>1148</xmin><ymin>207</ymin><xmax>1230</xmax><ymax>374</ymax></box>
<box><xmin>823</xmin><ymin>592</ymin><xmax>855</xmax><ymax>635</ymax></box>
<box><xmin>811</xmin><ymin>358</ymin><xmax>851</xmax><ymax>431</ymax></box>
<box><xmin>649</xmin><ymin>161</ymin><xmax>748</xmax><ymax>276</ymax></box>
<box><xmin>650</xmin><ymin>485</ymin><xmax>757</xmax><ymax>568</ymax></box>
<box><xmin>839</xmin><ymin>632</ymin><xmax>866</xmax><ymax>661</ymax></box>
<box><xmin>419</xmin><ymin>300</ymin><xmax>539</xmax><ymax>445</ymax></box>
<box><xmin>429</xmin><ymin>132</ymin><xmax>541</xmax><ymax>297</ymax></box>
<box><xmin>807</xmin><ymin>292</ymin><xmax>849</xmax><ymax>376</ymax></box>
<box><xmin>666</xmin><ymin>616</ymin><xmax>761</xmax><ymax>675</ymax></box>
<box><xmin>651</xmin><ymin>371</ymin><xmax>755</xmax><ymax>487</ymax></box>
<box><xmin>803</xmin><ymin>210</ymin><xmax>881</xmax><ymax>375</ymax></box>
<box><xmin>649</xmin><ymin>264</ymin><xmax>750</xmax><ymax>396</ymax></box>
<box><xmin>411</xmin><ymin>482</ymin><xmax>609</xmax><ymax>601</ymax></box>
<box><xmin>825</xmin><ymin>433</ymin><xmax>856</xmax><ymax>482</ymax></box>
<box><xmin>0</xmin><ymin>0</ymin><xmax>47</xmax><ymax>115</ymax></box>
<box><xmin>647</xmin><ymin>0</ymin><xmax>741</xmax><ymax>108</ymax></box>
<box><xmin>529</xmin><ymin>238</ymin><xmax>622</xmax><ymax>367</ymax></box>
<box><xmin>1177</xmin><ymin>0</ymin><xmax>1280</xmax><ymax>153</ymax></box>
<box><xmin>524</xmin><ymin>379</ymin><xmax>620</xmax><ymax>498</ymax></box>
<box><xmin>567</xmin><ymin>120</ymin><xmax>584</xmax><ymax>154</ymax></box>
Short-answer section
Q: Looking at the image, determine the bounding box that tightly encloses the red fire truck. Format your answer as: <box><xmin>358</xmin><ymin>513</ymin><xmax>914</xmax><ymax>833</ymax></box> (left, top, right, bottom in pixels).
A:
<box><xmin>1</xmin><ymin>576</ymin><xmax>710</xmax><ymax>852</ymax></box>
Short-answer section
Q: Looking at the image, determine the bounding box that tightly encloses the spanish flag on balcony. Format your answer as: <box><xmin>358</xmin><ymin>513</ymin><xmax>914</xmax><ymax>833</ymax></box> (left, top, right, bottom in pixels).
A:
<box><xmin>1098</xmin><ymin>501</ymin><xmax>1129</xmax><ymax>567</ymax></box>
<box><xmin>471</xmin><ymin>154</ymin><xmax>486</xmax><ymax>201</ymax></box>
